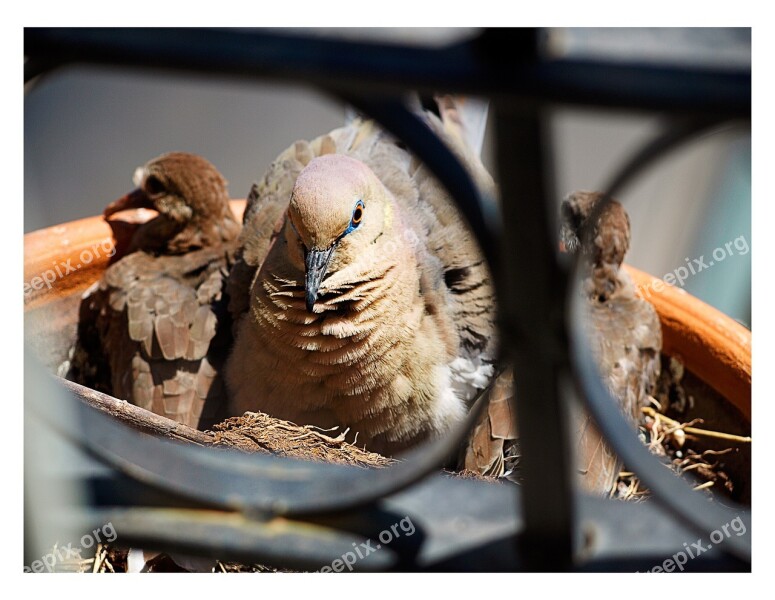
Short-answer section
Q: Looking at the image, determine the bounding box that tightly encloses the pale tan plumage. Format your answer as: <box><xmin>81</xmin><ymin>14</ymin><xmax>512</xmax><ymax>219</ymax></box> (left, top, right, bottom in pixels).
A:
<box><xmin>225</xmin><ymin>109</ymin><xmax>497</xmax><ymax>455</ymax></box>
<box><xmin>69</xmin><ymin>152</ymin><xmax>240</xmax><ymax>429</ymax></box>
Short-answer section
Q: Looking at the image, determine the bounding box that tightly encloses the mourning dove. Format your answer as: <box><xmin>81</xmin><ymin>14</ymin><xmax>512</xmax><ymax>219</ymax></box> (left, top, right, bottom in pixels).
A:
<box><xmin>560</xmin><ymin>191</ymin><xmax>662</xmax><ymax>494</ymax></box>
<box><xmin>225</xmin><ymin>103</ymin><xmax>497</xmax><ymax>456</ymax></box>
<box><xmin>68</xmin><ymin>152</ymin><xmax>240</xmax><ymax>429</ymax></box>
<box><xmin>462</xmin><ymin>191</ymin><xmax>663</xmax><ymax>490</ymax></box>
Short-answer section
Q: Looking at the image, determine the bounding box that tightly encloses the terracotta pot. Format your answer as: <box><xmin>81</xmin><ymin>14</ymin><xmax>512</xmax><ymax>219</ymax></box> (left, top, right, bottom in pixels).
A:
<box><xmin>624</xmin><ymin>265</ymin><xmax>751</xmax><ymax>422</ymax></box>
<box><xmin>23</xmin><ymin>206</ymin><xmax>751</xmax><ymax>410</ymax></box>
<box><xmin>24</xmin><ymin>207</ymin><xmax>751</xmax><ymax>499</ymax></box>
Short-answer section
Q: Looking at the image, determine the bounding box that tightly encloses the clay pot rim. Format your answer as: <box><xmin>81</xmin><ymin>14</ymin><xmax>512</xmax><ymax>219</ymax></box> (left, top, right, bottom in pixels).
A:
<box><xmin>624</xmin><ymin>264</ymin><xmax>750</xmax><ymax>421</ymax></box>
<box><xmin>23</xmin><ymin>201</ymin><xmax>750</xmax><ymax>421</ymax></box>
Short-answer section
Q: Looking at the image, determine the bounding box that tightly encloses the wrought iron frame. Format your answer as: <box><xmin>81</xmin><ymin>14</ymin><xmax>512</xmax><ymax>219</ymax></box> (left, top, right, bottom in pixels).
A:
<box><xmin>24</xmin><ymin>27</ymin><xmax>751</xmax><ymax>571</ymax></box>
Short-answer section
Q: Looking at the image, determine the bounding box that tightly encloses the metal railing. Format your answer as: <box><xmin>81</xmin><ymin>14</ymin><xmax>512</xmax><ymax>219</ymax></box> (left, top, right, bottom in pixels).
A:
<box><xmin>24</xmin><ymin>27</ymin><xmax>751</xmax><ymax>571</ymax></box>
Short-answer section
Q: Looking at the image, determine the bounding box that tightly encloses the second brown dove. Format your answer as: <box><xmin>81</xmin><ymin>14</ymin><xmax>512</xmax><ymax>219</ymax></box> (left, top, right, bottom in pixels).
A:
<box><xmin>225</xmin><ymin>104</ymin><xmax>497</xmax><ymax>456</ymax></box>
<box><xmin>560</xmin><ymin>191</ymin><xmax>662</xmax><ymax>494</ymax></box>
<box><xmin>462</xmin><ymin>192</ymin><xmax>662</xmax><ymax>492</ymax></box>
<box><xmin>69</xmin><ymin>152</ymin><xmax>240</xmax><ymax>429</ymax></box>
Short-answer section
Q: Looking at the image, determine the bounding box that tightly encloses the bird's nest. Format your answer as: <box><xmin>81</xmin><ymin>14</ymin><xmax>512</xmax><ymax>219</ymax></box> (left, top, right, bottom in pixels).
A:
<box><xmin>613</xmin><ymin>355</ymin><xmax>751</xmax><ymax>504</ymax></box>
<box><xmin>48</xmin><ymin>352</ymin><xmax>750</xmax><ymax>572</ymax></box>
<box><xmin>49</xmin><ymin>383</ymin><xmax>496</xmax><ymax>572</ymax></box>
<box><xmin>209</xmin><ymin>412</ymin><xmax>395</xmax><ymax>468</ymax></box>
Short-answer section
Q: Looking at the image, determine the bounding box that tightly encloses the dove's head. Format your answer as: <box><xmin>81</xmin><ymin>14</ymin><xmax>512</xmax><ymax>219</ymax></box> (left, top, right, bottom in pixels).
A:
<box><xmin>104</xmin><ymin>152</ymin><xmax>240</xmax><ymax>254</ymax></box>
<box><xmin>286</xmin><ymin>154</ymin><xmax>394</xmax><ymax>312</ymax></box>
<box><xmin>559</xmin><ymin>190</ymin><xmax>630</xmax><ymax>266</ymax></box>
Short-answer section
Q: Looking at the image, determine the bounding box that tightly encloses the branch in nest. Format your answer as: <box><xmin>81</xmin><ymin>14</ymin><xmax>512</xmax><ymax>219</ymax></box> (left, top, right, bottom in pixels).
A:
<box><xmin>57</xmin><ymin>377</ymin><xmax>215</xmax><ymax>445</ymax></box>
<box><xmin>57</xmin><ymin>377</ymin><xmax>393</xmax><ymax>468</ymax></box>
<box><xmin>641</xmin><ymin>406</ymin><xmax>751</xmax><ymax>444</ymax></box>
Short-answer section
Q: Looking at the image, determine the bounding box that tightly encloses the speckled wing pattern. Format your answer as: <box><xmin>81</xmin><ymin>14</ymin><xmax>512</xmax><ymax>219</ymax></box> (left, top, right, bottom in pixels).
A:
<box><xmin>72</xmin><ymin>244</ymin><xmax>237</xmax><ymax>429</ymax></box>
<box><xmin>461</xmin><ymin>370</ymin><xmax>519</xmax><ymax>477</ymax></box>
<box><xmin>406</xmin><ymin>113</ymin><xmax>498</xmax><ymax>358</ymax></box>
<box><xmin>576</xmin><ymin>273</ymin><xmax>662</xmax><ymax>494</ymax></box>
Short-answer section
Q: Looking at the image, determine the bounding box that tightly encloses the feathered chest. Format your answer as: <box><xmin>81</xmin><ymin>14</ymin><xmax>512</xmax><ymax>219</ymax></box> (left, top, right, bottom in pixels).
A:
<box><xmin>249</xmin><ymin>239</ymin><xmax>427</xmax><ymax>387</ymax></box>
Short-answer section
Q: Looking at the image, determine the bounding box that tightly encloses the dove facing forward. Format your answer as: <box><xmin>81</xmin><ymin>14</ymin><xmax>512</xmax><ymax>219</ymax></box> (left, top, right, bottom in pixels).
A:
<box><xmin>225</xmin><ymin>111</ymin><xmax>497</xmax><ymax>455</ymax></box>
<box><xmin>69</xmin><ymin>152</ymin><xmax>240</xmax><ymax>429</ymax></box>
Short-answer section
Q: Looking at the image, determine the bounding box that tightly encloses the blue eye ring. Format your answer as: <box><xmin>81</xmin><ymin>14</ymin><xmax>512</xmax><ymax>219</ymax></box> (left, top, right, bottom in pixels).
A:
<box><xmin>351</xmin><ymin>200</ymin><xmax>364</xmax><ymax>226</ymax></box>
<box><xmin>342</xmin><ymin>199</ymin><xmax>365</xmax><ymax>237</ymax></box>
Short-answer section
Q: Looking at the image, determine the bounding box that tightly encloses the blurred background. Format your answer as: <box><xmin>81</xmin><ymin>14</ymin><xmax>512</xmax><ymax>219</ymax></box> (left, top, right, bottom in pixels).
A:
<box><xmin>24</xmin><ymin>27</ymin><xmax>751</xmax><ymax>325</ymax></box>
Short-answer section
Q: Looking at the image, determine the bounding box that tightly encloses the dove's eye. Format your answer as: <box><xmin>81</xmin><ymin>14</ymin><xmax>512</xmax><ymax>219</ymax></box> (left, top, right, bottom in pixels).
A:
<box><xmin>342</xmin><ymin>200</ymin><xmax>365</xmax><ymax>237</ymax></box>
<box><xmin>339</xmin><ymin>200</ymin><xmax>365</xmax><ymax>239</ymax></box>
<box><xmin>351</xmin><ymin>200</ymin><xmax>364</xmax><ymax>227</ymax></box>
<box><xmin>145</xmin><ymin>175</ymin><xmax>166</xmax><ymax>197</ymax></box>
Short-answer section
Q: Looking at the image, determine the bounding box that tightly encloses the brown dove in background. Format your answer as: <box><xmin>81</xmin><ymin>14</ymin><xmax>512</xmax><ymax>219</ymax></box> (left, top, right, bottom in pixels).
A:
<box><xmin>462</xmin><ymin>191</ymin><xmax>663</xmax><ymax>489</ymax></box>
<box><xmin>68</xmin><ymin>152</ymin><xmax>241</xmax><ymax>429</ymax></box>
<box><xmin>225</xmin><ymin>100</ymin><xmax>497</xmax><ymax>456</ymax></box>
<box><xmin>560</xmin><ymin>191</ymin><xmax>662</xmax><ymax>494</ymax></box>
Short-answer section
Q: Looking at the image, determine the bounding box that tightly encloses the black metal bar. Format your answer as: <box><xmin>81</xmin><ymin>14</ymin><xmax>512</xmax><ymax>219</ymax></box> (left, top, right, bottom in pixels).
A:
<box><xmin>603</xmin><ymin>117</ymin><xmax>741</xmax><ymax>199</ymax></box>
<box><xmin>41</xmin><ymin>434</ymin><xmax>749</xmax><ymax>571</ymax></box>
<box><xmin>493</xmin><ymin>103</ymin><xmax>574</xmax><ymax>569</ymax></box>
<box><xmin>34</xmin><ymin>375</ymin><xmax>493</xmax><ymax>517</ymax></box>
<box><xmin>24</xmin><ymin>28</ymin><xmax>750</xmax><ymax>116</ymax></box>
<box><xmin>343</xmin><ymin>96</ymin><xmax>500</xmax><ymax>274</ymax></box>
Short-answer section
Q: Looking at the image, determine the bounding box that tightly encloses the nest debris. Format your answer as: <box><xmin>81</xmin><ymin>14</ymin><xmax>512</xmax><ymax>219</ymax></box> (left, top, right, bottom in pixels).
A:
<box><xmin>207</xmin><ymin>411</ymin><xmax>395</xmax><ymax>468</ymax></box>
<box><xmin>612</xmin><ymin>356</ymin><xmax>750</xmax><ymax>502</ymax></box>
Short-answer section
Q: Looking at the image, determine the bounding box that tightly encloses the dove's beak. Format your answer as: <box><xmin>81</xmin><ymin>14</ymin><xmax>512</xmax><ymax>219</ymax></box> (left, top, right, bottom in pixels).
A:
<box><xmin>104</xmin><ymin>188</ymin><xmax>154</xmax><ymax>219</ymax></box>
<box><xmin>304</xmin><ymin>244</ymin><xmax>337</xmax><ymax>312</ymax></box>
